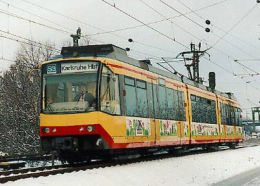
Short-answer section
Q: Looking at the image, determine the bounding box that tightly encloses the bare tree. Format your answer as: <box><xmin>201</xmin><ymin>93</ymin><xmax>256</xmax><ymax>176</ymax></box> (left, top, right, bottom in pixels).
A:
<box><xmin>0</xmin><ymin>41</ymin><xmax>57</xmax><ymax>156</ymax></box>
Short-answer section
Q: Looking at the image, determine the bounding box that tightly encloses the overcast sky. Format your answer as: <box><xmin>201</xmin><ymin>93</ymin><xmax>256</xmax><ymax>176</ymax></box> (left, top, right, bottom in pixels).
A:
<box><xmin>0</xmin><ymin>0</ymin><xmax>259</xmax><ymax>118</ymax></box>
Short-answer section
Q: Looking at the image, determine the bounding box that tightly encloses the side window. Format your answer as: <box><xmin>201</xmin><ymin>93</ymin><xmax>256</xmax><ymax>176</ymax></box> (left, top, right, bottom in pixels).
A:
<box><xmin>147</xmin><ymin>83</ymin><xmax>154</xmax><ymax>118</ymax></box>
<box><xmin>166</xmin><ymin>88</ymin><xmax>175</xmax><ymax>120</ymax></box>
<box><xmin>173</xmin><ymin>89</ymin><xmax>179</xmax><ymax>120</ymax></box>
<box><xmin>153</xmin><ymin>84</ymin><xmax>159</xmax><ymax>118</ymax></box>
<box><xmin>191</xmin><ymin>94</ymin><xmax>216</xmax><ymax>123</ymax></box>
<box><xmin>158</xmin><ymin>85</ymin><xmax>167</xmax><ymax>119</ymax></box>
<box><xmin>236</xmin><ymin>108</ymin><xmax>242</xmax><ymax>126</ymax></box>
<box><xmin>166</xmin><ymin>88</ymin><xmax>185</xmax><ymax>121</ymax></box>
<box><xmin>221</xmin><ymin>103</ymin><xmax>226</xmax><ymax>124</ymax></box>
<box><xmin>136</xmin><ymin>80</ymin><xmax>148</xmax><ymax>117</ymax></box>
<box><xmin>230</xmin><ymin>106</ymin><xmax>235</xmax><ymax>125</ymax></box>
<box><xmin>207</xmin><ymin>99</ymin><xmax>216</xmax><ymax>124</ymax></box>
<box><xmin>198</xmin><ymin>97</ymin><xmax>204</xmax><ymax>122</ymax></box>
<box><xmin>191</xmin><ymin>95</ymin><xmax>198</xmax><ymax>122</ymax></box>
<box><xmin>226</xmin><ymin>105</ymin><xmax>231</xmax><ymax>125</ymax></box>
<box><xmin>177</xmin><ymin>91</ymin><xmax>185</xmax><ymax>121</ymax></box>
<box><xmin>100</xmin><ymin>66</ymin><xmax>120</xmax><ymax>115</ymax></box>
<box><xmin>124</xmin><ymin>77</ymin><xmax>137</xmax><ymax>116</ymax></box>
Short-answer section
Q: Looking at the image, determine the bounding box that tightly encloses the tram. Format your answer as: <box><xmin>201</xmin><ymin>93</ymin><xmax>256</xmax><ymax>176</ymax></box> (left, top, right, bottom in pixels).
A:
<box><xmin>39</xmin><ymin>44</ymin><xmax>243</xmax><ymax>162</ymax></box>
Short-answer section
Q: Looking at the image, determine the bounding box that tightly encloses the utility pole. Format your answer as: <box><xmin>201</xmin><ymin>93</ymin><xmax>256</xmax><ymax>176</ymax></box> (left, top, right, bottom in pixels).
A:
<box><xmin>176</xmin><ymin>42</ymin><xmax>209</xmax><ymax>83</ymax></box>
<box><xmin>252</xmin><ymin>107</ymin><xmax>260</xmax><ymax>133</ymax></box>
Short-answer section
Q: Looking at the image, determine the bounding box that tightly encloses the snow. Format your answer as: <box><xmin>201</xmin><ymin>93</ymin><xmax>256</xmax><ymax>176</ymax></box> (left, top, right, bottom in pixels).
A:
<box><xmin>0</xmin><ymin>152</ymin><xmax>8</xmax><ymax>157</ymax></box>
<box><xmin>244</xmin><ymin>177</ymin><xmax>260</xmax><ymax>186</ymax></box>
<box><xmin>3</xmin><ymin>146</ymin><xmax>260</xmax><ymax>186</ymax></box>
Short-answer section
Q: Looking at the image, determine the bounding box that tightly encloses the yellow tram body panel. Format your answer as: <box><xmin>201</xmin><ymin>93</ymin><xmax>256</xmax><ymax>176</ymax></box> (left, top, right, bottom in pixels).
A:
<box><xmin>40</xmin><ymin>56</ymin><xmax>242</xmax><ymax>149</ymax></box>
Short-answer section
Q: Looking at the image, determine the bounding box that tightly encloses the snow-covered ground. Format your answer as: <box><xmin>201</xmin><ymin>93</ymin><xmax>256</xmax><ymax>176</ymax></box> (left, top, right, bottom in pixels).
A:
<box><xmin>3</xmin><ymin>146</ymin><xmax>260</xmax><ymax>186</ymax></box>
<box><xmin>0</xmin><ymin>152</ymin><xmax>8</xmax><ymax>157</ymax></box>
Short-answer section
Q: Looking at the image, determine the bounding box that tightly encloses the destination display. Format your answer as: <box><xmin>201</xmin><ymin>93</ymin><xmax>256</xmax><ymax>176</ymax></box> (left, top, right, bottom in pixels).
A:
<box><xmin>46</xmin><ymin>64</ymin><xmax>57</xmax><ymax>74</ymax></box>
<box><xmin>61</xmin><ymin>62</ymin><xmax>98</xmax><ymax>73</ymax></box>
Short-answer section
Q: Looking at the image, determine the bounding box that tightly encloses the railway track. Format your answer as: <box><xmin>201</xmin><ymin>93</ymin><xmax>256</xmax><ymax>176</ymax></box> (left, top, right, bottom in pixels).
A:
<box><xmin>0</xmin><ymin>144</ymin><xmax>258</xmax><ymax>183</ymax></box>
<box><xmin>0</xmin><ymin>154</ymin><xmax>52</xmax><ymax>163</ymax></box>
<box><xmin>0</xmin><ymin>144</ymin><xmax>257</xmax><ymax>184</ymax></box>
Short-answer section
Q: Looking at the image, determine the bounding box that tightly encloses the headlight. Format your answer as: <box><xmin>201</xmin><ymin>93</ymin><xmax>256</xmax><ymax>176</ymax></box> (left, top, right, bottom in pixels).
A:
<box><xmin>43</xmin><ymin>128</ymin><xmax>50</xmax><ymax>134</ymax></box>
<box><xmin>86</xmin><ymin>125</ymin><xmax>96</xmax><ymax>132</ymax></box>
<box><xmin>79</xmin><ymin>127</ymin><xmax>84</xmax><ymax>132</ymax></box>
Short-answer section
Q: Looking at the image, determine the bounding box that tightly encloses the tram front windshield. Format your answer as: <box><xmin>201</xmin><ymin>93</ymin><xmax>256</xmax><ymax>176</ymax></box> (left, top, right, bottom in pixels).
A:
<box><xmin>43</xmin><ymin>72</ymin><xmax>98</xmax><ymax>114</ymax></box>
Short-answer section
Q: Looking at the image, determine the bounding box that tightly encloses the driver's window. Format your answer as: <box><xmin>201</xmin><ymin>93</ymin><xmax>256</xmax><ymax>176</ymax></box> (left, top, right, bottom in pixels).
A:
<box><xmin>100</xmin><ymin>66</ymin><xmax>120</xmax><ymax>115</ymax></box>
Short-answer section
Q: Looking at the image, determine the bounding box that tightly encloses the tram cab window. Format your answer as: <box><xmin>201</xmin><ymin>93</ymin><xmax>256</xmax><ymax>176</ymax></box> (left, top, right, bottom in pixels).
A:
<box><xmin>100</xmin><ymin>66</ymin><xmax>120</xmax><ymax>115</ymax></box>
<box><xmin>44</xmin><ymin>73</ymin><xmax>97</xmax><ymax>113</ymax></box>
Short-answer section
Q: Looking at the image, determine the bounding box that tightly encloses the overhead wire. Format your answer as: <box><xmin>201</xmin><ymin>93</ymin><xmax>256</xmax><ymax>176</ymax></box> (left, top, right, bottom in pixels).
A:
<box><xmin>234</xmin><ymin>59</ymin><xmax>260</xmax><ymax>62</ymax></box>
<box><xmin>90</xmin><ymin>0</ymin><xmax>231</xmax><ymax>36</ymax></box>
<box><xmin>0</xmin><ymin>5</ymin><xmax>109</xmax><ymax>46</ymax></box>
<box><xmin>176</xmin><ymin>0</ymin><xmax>259</xmax><ymax>58</ymax></box>
<box><xmin>0</xmin><ymin>1</ymin><xmax>258</xmax><ymax>107</ymax></box>
<box><xmin>159</xmin><ymin>0</ymin><xmax>205</xmax><ymax>29</ymax></box>
<box><xmin>0</xmin><ymin>8</ymin><xmax>71</xmax><ymax>35</ymax></box>
<box><xmin>0</xmin><ymin>34</ymin><xmax>55</xmax><ymax>50</ymax></box>
<box><xmin>0</xmin><ymin>1</ymin><xmax>168</xmax><ymax>61</ymax></box>
<box><xmin>8</xmin><ymin>0</ymin><xmax>255</xmax><ymax>82</ymax></box>
<box><xmin>1</xmin><ymin>1</ymin><xmax>259</xmax><ymax>87</ymax></box>
<box><xmin>233</xmin><ymin>60</ymin><xmax>260</xmax><ymax>76</ymax></box>
<box><xmin>101</xmin><ymin>0</ymin><xmax>188</xmax><ymax>49</ymax></box>
<box><xmin>160</xmin><ymin>0</ymin><xmax>258</xmax><ymax>59</ymax></box>
<box><xmin>17</xmin><ymin>0</ymin><xmax>176</xmax><ymax>55</ymax></box>
<box><xmin>152</xmin><ymin>0</ymin><xmax>235</xmax><ymax>73</ymax></box>
<box><xmin>139</xmin><ymin>0</ymin><xmax>235</xmax><ymax>76</ymax></box>
<box><xmin>19</xmin><ymin>0</ymin><xmax>103</xmax><ymax>33</ymax></box>
<box><xmin>16</xmin><ymin>0</ymin><xmax>241</xmax><ymax>62</ymax></box>
<box><xmin>0</xmin><ymin>29</ymin><xmax>60</xmax><ymax>52</ymax></box>
<box><xmin>100</xmin><ymin>0</ymin><xmax>242</xmax><ymax>77</ymax></box>
<box><xmin>138</xmin><ymin>0</ymin><xmax>201</xmax><ymax>41</ymax></box>
<box><xmin>156</xmin><ymin>1</ymin><xmax>260</xmax><ymax>97</ymax></box>
<box><xmin>160</xmin><ymin>0</ymin><xmax>260</xmax><ymax>79</ymax></box>
<box><xmin>179</xmin><ymin>1</ymin><xmax>260</xmax><ymax>78</ymax></box>
<box><xmin>0</xmin><ymin>0</ymin><xmax>74</xmax><ymax>35</ymax></box>
<box><xmin>8</xmin><ymin>0</ymin><xmax>260</xmax><ymax>109</ymax></box>
<box><xmin>177</xmin><ymin>0</ymin><xmax>260</xmax><ymax>52</ymax></box>
<box><xmin>138</xmin><ymin>0</ymin><xmax>201</xmax><ymax>75</ymax></box>
<box><xmin>207</xmin><ymin>4</ymin><xmax>258</xmax><ymax>50</ymax></box>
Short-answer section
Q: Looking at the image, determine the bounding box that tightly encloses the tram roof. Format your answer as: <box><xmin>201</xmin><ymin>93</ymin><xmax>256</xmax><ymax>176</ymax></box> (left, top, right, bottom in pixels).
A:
<box><xmin>55</xmin><ymin>44</ymin><xmax>236</xmax><ymax>101</ymax></box>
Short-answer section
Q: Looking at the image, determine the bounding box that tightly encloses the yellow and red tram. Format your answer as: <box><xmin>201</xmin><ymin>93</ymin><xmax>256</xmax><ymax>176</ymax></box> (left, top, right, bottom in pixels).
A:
<box><xmin>39</xmin><ymin>44</ymin><xmax>242</xmax><ymax>161</ymax></box>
